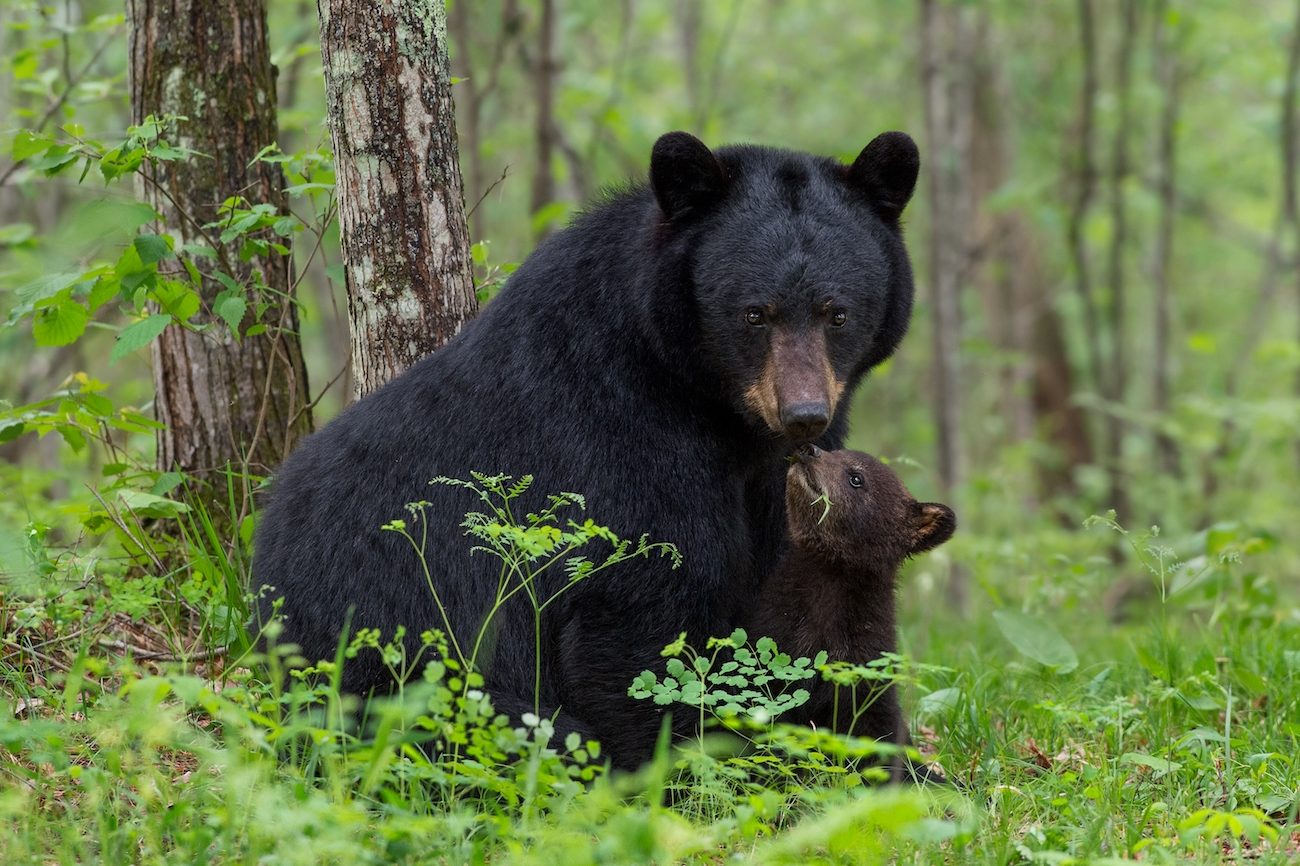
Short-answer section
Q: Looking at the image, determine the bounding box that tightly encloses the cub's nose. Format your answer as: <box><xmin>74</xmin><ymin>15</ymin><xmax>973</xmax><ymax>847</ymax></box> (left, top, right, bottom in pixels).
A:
<box><xmin>781</xmin><ymin>403</ymin><xmax>829</xmax><ymax>442</ymax></box>
<box><xmin>793</xmin><ymin>443</ymin><xmax>822</xmax><ymax>464</ymax></box>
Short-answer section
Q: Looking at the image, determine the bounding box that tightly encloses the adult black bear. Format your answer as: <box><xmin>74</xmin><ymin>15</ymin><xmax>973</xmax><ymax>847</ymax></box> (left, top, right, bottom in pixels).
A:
<box><xmin>749</xmin><ymin>444</ymin><xmax>955</xmax><ymax>778</ymax></box>
<box><xmin>253</xmin><ymin>131</ymin><xmax>921</xmax><ymax>769</ymax></box>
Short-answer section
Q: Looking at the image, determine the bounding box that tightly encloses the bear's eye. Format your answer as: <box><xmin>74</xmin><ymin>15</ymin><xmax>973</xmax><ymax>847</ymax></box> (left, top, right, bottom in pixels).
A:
<box><xmin>830</xmin><ymin>310</ymin><xmax>848</xmax><ymax>328</ymax></box>
<box><xmin>849</xmin><ymin>472</ymin><xmax>863</xmax><ymax>489</ymax></box>
<box><xmin>745</xmin><ymin>308</ymin><xmax>766</xmax><ymax>326</ymax></box>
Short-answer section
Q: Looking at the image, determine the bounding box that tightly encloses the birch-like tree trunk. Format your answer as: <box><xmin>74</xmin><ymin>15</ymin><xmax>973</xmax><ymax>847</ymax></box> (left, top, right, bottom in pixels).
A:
<box><xmin>127</xmin><ymin>0</ymin><xmax>312</xmax><ymax>510</ymax></box>
<box><xmin>318</xmin><ymin>0</ymin><xmax>478</xmax><ymax>398</ymax></box>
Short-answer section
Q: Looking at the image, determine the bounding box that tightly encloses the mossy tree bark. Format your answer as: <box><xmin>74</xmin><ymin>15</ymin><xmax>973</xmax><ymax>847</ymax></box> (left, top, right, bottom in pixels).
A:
<box><xmin>127</xmin><ymin>0</ymin><xmax>312</xmax><ymax>517</ymax></box>
<box><xmin>317</xmin><ymin>0</ymin><xmax>478</xmax><ymax>399</ymax></box>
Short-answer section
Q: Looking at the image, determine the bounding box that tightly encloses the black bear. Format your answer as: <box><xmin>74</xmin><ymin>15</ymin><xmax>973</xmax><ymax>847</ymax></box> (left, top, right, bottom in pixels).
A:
<box><xmin>748</xmin><ymin>444</ymin><xmax>955</xmax><ymax>776</ymax></box>
<box><xmin>252</xmin><ymin>130</ymin><xmax>921</xmax><ymax>769</ymax></box>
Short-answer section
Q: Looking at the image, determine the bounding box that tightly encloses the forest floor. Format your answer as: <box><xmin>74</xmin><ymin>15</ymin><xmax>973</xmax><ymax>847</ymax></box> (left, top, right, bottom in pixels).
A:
<box><xmin>2</xmin><ymin>465</ymin><xmax>1298</xmax><ymax>865</ymax></box>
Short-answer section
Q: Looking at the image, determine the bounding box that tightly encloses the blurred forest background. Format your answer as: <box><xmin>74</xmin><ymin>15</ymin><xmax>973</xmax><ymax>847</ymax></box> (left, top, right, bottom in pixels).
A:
<box><xmin>2</xmin><ymin>2</ymin><xmax>1300</xmax><ymax>863</ymax></box>
<box><xmin>5</xmin><ymin>0</ymin><xmax>1299</xmax><ymax>541</ymax></box>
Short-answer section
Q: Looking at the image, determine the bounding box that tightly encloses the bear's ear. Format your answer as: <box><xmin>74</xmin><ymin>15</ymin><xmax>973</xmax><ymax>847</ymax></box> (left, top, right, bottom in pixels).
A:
<box><xmin>911</xmin><ymin>502</ymin><xmax>955</xmax><ymax>555</ymax></box>
<box><xmin>846</xmin><ymin>131</ymin><xmax>920</xmax><ymax>222</ymax></box>
<box><xmin>650</xmin><ymin>131</ymin><xmax>727</xmax><ymax>220</ymax></box>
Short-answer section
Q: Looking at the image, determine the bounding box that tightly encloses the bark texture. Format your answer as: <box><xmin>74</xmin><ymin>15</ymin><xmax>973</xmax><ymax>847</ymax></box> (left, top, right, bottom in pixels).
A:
<box><xmin>127</xmin><ymin>0</ymin><xmax>312</xmax><ymax>491</ymax></box>
<box><xmin>318</xmin><ymin>0</ymin><xmax>478</xmax><ymax>398</ymax></box>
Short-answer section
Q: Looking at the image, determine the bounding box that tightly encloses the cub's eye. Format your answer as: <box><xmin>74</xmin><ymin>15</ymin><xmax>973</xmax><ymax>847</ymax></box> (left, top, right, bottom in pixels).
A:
<box><xmin>745</xmin><ymin>308</ymin><xmax>766</xmax><ymax>326</ymax></box>
<box><xmin>830</xmin><ymin>310</ymin><xmax>848</xmax><ymax>328</ymax></box>
<box><xmin>848</xmin><ymin>472</ymin><xmax>863</xmax><ymax>489</ymax></box>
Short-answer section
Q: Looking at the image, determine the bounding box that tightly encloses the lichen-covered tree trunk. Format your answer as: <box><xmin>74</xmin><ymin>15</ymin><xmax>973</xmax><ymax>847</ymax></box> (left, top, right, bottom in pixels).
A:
<box><xmin>317</xmin><ymin>0</ymin><xmax>478</xmax><ymax>398</ymax></box>
<box><xmin>127</xmin><ymin>0</ymin><xmax>312</xmax><ymax>505</ymax></box>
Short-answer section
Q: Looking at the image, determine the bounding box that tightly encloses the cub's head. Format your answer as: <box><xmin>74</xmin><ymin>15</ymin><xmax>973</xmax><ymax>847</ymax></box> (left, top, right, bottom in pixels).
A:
<box><xmin>785</xmin><ymin>445</ymin><xmax>955</xmax><ymax>571</ymax></box>
<box><xmin>649</xmin><ymin>131</ymin><xmax>919</xmax><ymax>443</ymax></box>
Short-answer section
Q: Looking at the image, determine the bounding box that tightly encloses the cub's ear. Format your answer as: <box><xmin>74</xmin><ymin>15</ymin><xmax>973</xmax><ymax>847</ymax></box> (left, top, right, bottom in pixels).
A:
<box><xmin>846</xmin><ymin>131</ymin><xmax>920</xmax><ymax>222</ymax></box>
<box><xmin>650</xmin><ymin>131</ymin><xmax>728</xmax><ymax>220</ymax></box>
<box><xmin>911</xmin><ymin>502</ymin><xmax>956</xmax><ymax>555</ymax></box>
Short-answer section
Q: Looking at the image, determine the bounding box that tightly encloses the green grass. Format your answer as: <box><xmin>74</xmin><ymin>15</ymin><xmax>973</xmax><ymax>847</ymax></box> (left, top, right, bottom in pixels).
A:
<box><xmin>1</xmin><ymin>464</ymin><xmax>1298</xmax><ymax>865</ymax></box>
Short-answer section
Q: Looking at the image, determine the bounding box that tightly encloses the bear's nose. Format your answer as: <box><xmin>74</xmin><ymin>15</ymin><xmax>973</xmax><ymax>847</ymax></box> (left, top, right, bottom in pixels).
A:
<box><xmin>781</xmin><ymin>403</ymin><xmax>829</xmax><ymax>441</ymax></box>
<box><xmin>793</xmin><ymin>443</ymin><xmax>821</xmax><ymax>463</ymax></box>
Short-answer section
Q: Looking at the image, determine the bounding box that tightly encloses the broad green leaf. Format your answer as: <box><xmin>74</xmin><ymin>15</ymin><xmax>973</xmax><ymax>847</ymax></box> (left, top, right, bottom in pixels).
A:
<box><xmin>916</xmin><ymin>687</ymin><xmax>962</xmax><ymax>718</ymax></box>
<box><xmin>213</xmin><ymin>290</ymin><xmax>247</xmax><ymax>337</ymax></box>
<box><xmin>1120</xmin><ymin>752</ymin><xmax>1182</xmax><ymax>776</ymax></box>
<box><xmin>111</xmin><ymin>314</ymin><xmax>171</xmax><ymax>361</ymax></box>
<box><xmin>133</xmin><ymin>233</ymin><xmax>173</xmax><ymax>265</ymax></box>
<box><xmin>154</xmin><ymin>280</ymin><xmax>200</xmax><ymax>320</ymax></box>
<box><xmin>32</xmin><ymin>300</ymin><xmax>89</xmax><ymax>346</ymax></box>
<box><xmin>118</xmin><ymin>488</ymin><xmax>190</xmax><ymax>518</ymax></box>
<box><xmin>16</xmin><ymin>271</ymin><xmax>84</xmax><ymax>306</ymax></box>
<box><xmin>0</xmin><ymin>223</ymin><xmax>35</xmax><ymax>246</ymax></box>
<box><xmin>993</xmin><ymin>609</ymin><xmax>1078</xmax><ymax>672</ymax></box>
<box><xmin>11</xmin><ymin>129</ymin><xmax>50</xmax><ymax>162</ymax></box>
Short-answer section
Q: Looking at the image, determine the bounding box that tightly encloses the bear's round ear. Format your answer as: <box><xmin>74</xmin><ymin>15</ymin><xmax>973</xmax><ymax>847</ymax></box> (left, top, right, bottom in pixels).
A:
<box><xmin>911</xmin><ymin>502</ymin><xmax>956</xmax><ymax>555</ymax></box>
<box><xmin>650</xmin><ymin>131</ymin><xmax>727</xmax><ymax>220</ymax></box>
<box><xmin>846</xmin><ymin>131</ymin><xmax>920</xmax><ymax>222</ymax></box>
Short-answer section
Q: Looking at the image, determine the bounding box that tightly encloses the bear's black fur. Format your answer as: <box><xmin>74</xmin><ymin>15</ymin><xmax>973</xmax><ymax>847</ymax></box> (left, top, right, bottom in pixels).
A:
<box><xmin>748</xmin><ymin>445</ymin><xmax>955</xmax><ymax>771</ymax></box>
<box><xmin>252</xmin><ymin>131</ymin><xmax>921</xmax><ymax>769</ymax></box>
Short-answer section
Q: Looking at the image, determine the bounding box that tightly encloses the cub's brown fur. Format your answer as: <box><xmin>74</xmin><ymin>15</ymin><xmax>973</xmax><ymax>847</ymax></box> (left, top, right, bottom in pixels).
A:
<box><xmin>750</xmin><ymin>445</ymin><xmax>955</xmax><ymax>778</ymax></box>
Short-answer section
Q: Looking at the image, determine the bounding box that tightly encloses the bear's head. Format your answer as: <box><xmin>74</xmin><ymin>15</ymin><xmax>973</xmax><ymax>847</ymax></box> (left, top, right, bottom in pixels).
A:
<box><xmin>649</xmin><ymin>131</ymin><xmax>919</xmax><ymax>443</ymax></box>
<box><xmin>784</xmin><ymin>444</ymin><xmax>955</xmax><ymax>572</ymax></box>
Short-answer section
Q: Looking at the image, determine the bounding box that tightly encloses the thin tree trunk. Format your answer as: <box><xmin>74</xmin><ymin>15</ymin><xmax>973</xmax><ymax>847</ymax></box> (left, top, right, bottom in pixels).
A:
<box><xmin>318</xmin><ymin>0</ymin><xmax>478</xmax><ymax>398</ymax></box>
<box><xmin>127</xmin><ymin>0</ymin><xmax>312</xmax><ymax>516</ymax></box>
<box><xmin>449</xmin><ymin>0</ymin><xmax>485</xmax><ymax>244</ymax></box>
<box><xmin>1103</xmin><ymin>0</ymin><xmax>1138</xmax><ymax>520</ymax></box>
<box><xmin>530</xmin><ymin>0</ymin><xmax>559</xmax><ymax>235</ymax></box>
<box><xmin>1068</xmin><ymin>0</ymin><xmax>1104</xmax><ymax>399</ymax></box>
<box><xmin>1152</xmin><ymin>0</ymin><xmax>1182</xmax><ymax>476</ymax></box>
<box><xmin>920</xmin><ymin>0</ymin><xmax>973</xmax><ymax>611</ymax></box>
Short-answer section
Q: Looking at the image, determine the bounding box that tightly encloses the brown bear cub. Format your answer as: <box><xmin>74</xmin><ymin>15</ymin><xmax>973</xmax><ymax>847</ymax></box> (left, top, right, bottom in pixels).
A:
<box><xmin>750</xmin><ymin>444</ymin><xmax>955</xmax><ymax>779</ymax></box>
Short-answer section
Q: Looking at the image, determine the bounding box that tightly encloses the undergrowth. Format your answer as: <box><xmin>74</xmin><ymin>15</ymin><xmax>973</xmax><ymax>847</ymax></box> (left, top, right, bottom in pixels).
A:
<box><xmin>1</xmin><ymin>464</ymin><xmax>1298</xmax><ymax>864</ymax></box>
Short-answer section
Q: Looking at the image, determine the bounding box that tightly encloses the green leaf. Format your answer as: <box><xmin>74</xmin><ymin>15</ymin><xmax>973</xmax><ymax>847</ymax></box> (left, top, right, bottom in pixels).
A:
<box><xmin>111</xmin><ymin>314</ymin><xmax>171</xmax><ymax>362</ymax></box>
<box><xmin>118</xmin><ymin>489</ymin><xmax>190</xmax><ymax>518</ymax></box>
<box><xmin>16</xmin><ymin>271</ymin><xmax>85</xmax><ymax>306</ymax></box>
<box><xmin>87</xmin><ymin>276</ymin><xmax>121</xmax><ymax>312</ymax></box>
<box><xmin>916</xmin><ymin>687</ymin><xmax>962</xmax><ymax>718</ymax></box>
<box><xmin>150</xmin><ymin>471</ymin><xmax>184</xmax><ymax>496</ymax></box>
<box><xmin>0</xmin><ymin>223</ymin><xmax>35</xmax><ymax>246</ymax></box>
<box><xmin>993</xmin><ymin>609</ymin><xmax>1078</xmax><ymax>673</ymax></box>
<box><xmin>32</xmin><ymin>300</ymin><xmax>89</xmax><ymax>347</ymax></box>
<box><xmin>153</xmin><ymin>280</ymin><xmax>200</xmax><ymax>320</ymax></box>
<box><xmin>213</xmin><ymin>290</ymin><xmax>247</xmax><ymax>337</ymax></box>
<box><xmin>133</xmin><ymin>233</ymin><xmax>173</xmax><ymax>265</ymax></box>
<box><xmin>1120</xmin><ymin>752</ymin><xmax>1182</xmax><ymax>776</ymax></box>
<box><xmin>11</xmin><ymin>129</ymin><xmax>50</xmax><ymax>162</ymax></box>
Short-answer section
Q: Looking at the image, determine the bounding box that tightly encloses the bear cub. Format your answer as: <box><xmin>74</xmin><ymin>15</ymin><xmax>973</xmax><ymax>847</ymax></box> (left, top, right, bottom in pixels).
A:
<box><xmin>749</xmin><ymin>444</ymin><xmax>955</xmax><ymax>776</ymax></box>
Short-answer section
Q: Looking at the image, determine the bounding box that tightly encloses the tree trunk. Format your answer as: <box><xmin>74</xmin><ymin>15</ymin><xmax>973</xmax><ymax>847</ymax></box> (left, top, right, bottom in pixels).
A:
<box><xmin>449</xmin><ymin>0</ymin><xmax>485</xmax><ymax>245</ymax></box>
<box><xmin>127</xmin><ymin>0</ymin><xmax>312</xmax><ymax>514</ymax></box>
<box><xmin>1102</xmin><ymin>0</ymin><xmax>1138</xmax><ymax>520</ymax></box>
<box><xmin>318</xmin><ymin>0</ymin><xmax>478</xmax><ymax>399</ymax></box>
<box><xmin>1152</xmin><ymin>0</ymin><xmax>1182</xmax><ymax>477</ymax></box>
<box><xmin>530</xmin><ymin>0</ymin><xmax>560</xmax><ymax>235</ymax></box>
<box><xmin>919</xmin><ymin>0</ymin><xmax>974</xmax><ymax>611</ymax></box>
<box><xmin>1068</xmin><ymin>0</ymin><xmax>1104</xmax><ymax>400</ymax></box>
